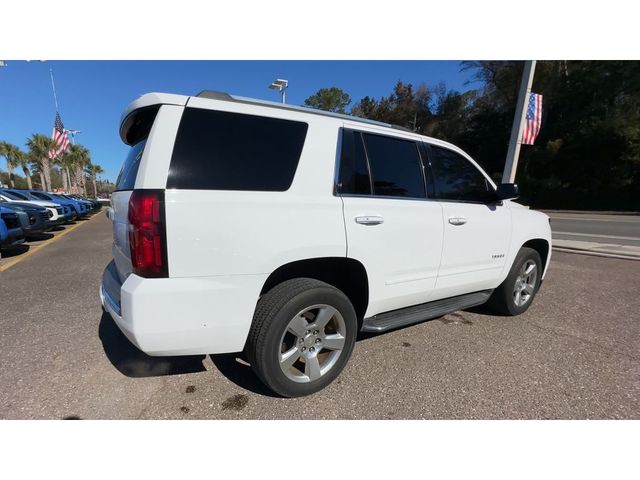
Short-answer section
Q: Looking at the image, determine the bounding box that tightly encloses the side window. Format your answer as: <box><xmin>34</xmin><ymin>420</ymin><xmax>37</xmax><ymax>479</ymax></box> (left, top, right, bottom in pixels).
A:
<box><xmin>362</xmin><ymin>133</ymin><xmax>426</xmax><ymax>199</ymax></box>
<box><xmin>168</xmin><ymin>108</ymin><xmax>308</xmax><ymax>191</ymax></box>
<box><xmin>428</xmin><ymin>145</ymin><xmax>493</xmax><ymax>203</ymax></box>
<box><xmin>338</xmin><ymin>130</ymin><xmax>371</xmax><ymax>195</ymax></box>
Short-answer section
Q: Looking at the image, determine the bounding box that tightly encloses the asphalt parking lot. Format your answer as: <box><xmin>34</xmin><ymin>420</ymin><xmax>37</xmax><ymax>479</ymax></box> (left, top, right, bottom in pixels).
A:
<box><xmin>0</xmin><ymin>213</ymin><xmax>638</xmax><ymax>419</ymax></box>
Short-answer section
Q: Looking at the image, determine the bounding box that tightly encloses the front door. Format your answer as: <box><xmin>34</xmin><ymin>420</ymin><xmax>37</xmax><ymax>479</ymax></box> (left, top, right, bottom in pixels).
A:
<box><xmin>425</xmin><ymin>144</ymin><xmax>511</xmax><ymax>298</ymax></box>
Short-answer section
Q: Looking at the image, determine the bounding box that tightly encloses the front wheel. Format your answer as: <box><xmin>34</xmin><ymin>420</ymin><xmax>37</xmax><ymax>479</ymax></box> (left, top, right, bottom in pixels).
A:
<box><xmin>245</xmin><ymin>278</ymin><xmax>357</xmax><ymax>397</ymax></box>
<box><xmin>488</xmin><ymin>247</ymin><xmax>543</xmax><ymax>316</ymax></box>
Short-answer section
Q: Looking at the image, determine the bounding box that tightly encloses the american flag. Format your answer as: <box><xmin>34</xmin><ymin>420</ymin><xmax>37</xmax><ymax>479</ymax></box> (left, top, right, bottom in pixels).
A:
<box><xmin>48</xmin><ymin>112</ymin><xmax>70</xmax><ymax>159</ymax></box>
<box><xmin>521</xmin><ymin>92</ymin><xmax>543</xmax><ymax>145</ymax></box>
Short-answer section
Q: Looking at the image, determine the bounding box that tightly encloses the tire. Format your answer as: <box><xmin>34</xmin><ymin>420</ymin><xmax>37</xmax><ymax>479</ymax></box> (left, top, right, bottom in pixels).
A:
<box><xmin>245</xmin><ymin>278</ymin><xmax>357</xmax><ymax>397</ymax></box>
<box><xmin>487</xmin><ymin>247</ymin><xmax>543</xmax><ymax>316</ymax></box>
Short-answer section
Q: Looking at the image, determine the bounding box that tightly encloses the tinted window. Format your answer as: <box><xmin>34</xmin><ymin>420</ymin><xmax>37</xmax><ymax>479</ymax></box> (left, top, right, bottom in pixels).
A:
<box><xmin>362</xmin><ymin>133</ymin><xmax>425</xmax><ymax>198</ymax></box>
<box><xmin>2</xmin><ymin>190</ymin><xmax>29</xmax><ymax>200</ymax></box>
<box><xmin>338</xmin><ymin>130</ymin><xmax>371</xmax><ymax>195</ymax></box>
<box><xmin>115</xmin><ymin>140</ymin><xmax>146</xmax><ymax>191</ymax></box>
<box><xmin>429</xmin><ymin>145</ymin><xmax>493</xmax><ymax>202</ymax></box>
<box><xmin>168</xmin><ymin>108</ymin><xmax>308</xmax><ymax>191</ymax></box>
<box><xmin>30</xmin><ymin>192</ymin><xmax>52</xmax><ymax>200</ymax></box>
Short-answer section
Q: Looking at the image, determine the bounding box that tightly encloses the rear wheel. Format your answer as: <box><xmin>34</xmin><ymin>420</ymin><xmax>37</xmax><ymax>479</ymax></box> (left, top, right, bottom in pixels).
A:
<box><xmin>488</xmin><ymin>247</ymin><xmax>542</xmax><ymax>316</ymax></box>
<box><xmin>245</xmin><ymin>278</ymin><xmax>357</xmax><ymax>397</ymax></box>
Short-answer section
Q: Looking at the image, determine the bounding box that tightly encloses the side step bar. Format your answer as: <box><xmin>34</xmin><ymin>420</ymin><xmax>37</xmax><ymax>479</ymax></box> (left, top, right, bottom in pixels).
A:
<box><xmin>361</xmin><ymin>290</ymin><xmax>493</xmax><ymax>333</ymax></box>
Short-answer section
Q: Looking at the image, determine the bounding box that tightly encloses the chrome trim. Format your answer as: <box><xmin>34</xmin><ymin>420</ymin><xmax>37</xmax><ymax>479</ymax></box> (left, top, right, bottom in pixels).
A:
<box><xmin>101</xmin><ymin>284</ymin><xmax>121</xmax><ymax>317</ymax></box>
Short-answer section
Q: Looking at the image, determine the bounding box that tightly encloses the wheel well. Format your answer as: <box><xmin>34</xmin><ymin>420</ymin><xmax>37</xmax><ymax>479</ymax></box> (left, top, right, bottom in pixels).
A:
<box><xmin>522</xmin><ymin>238</ymin><xmax>550</xmax><ymax>271</ymax></box>
<box><xmin>261</xmin><ymin>258</ymin><xmax>369</xmax><ymax>321</ymax></box>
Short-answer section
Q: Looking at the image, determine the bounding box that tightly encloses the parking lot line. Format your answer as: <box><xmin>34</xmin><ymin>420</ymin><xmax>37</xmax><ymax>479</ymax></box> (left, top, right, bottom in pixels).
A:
<box><xmin>0</xmin><ymin>210</ymin><xmax>105</xmax><ymax>273</ymax></box>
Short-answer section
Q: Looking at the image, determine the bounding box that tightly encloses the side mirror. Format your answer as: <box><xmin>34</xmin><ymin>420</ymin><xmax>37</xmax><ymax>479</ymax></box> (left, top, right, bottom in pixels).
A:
<box><xmin>496</xmin><ymin>183</ymin><xmax>519</xmax><ymax>200</ymax></box>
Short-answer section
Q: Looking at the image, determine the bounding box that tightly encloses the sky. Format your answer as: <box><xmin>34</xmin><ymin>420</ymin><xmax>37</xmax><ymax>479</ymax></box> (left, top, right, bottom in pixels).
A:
<box><xmin>0</xmin><ymin>61</ymin><xmax>481</xmax><ymax>182</ymax></box>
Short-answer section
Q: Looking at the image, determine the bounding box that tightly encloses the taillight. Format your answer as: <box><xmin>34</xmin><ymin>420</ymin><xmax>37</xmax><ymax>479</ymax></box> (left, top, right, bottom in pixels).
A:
<box><xmin>128</xmin><ymin>189</ymin><xmax>168</xmax><ymax>278</ymax></box>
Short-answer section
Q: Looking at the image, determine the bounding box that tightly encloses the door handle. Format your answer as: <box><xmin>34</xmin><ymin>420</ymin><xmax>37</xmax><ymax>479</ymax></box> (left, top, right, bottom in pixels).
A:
<box><xmin>355</xmin><ymin>216</ymin><xmax>384</xmax><ymax>225</ymax></box>
<box><xmin>448</xmin><ymin>216</ymin><xmax>467</xmax><ymax>226</ymax></box>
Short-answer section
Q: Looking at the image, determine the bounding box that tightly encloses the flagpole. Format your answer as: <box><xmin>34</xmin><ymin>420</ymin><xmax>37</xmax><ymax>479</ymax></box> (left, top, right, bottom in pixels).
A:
<box><xmin>502</xmin><ymin>60</ymin><xmax>536</xmax><ymax>184</ymax></box>
<box><xmin>49</xmin><ymin>68</ymin><xmax>60</xmax><ymax>111</ymax></box>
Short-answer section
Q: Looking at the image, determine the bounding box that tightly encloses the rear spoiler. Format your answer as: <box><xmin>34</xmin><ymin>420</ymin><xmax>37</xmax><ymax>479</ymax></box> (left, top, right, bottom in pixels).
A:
<box><xmin>119</xmin><ymin>93</ymin><xmax>188</xmax><ymax>144</ymax></box>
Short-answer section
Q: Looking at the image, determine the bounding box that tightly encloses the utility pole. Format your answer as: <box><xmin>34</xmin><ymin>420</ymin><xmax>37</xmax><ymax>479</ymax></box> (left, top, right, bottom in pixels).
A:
<box><xmin>502</xmin><ymin>60</ymin><xmax>536</xmax><ymax>184</ymax></box>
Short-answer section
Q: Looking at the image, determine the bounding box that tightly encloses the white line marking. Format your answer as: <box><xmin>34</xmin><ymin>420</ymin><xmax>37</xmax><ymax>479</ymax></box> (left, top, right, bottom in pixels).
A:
<box><xmin>549</xmin><ymin>216</ymin><xmax>640</xmax><ymax>223</ymax></box>
<box><xmin>553</xmin><ymin>231</ymin><xmax>640</xmax><ymax>241</ymax></box>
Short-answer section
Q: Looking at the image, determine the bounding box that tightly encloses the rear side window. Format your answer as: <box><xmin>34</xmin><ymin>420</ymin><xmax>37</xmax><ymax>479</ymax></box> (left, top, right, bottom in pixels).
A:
<box><xmin>362</xmin><ymin>133</ymin><xmax>426</xmax><ymax>198</ymax></box>
<box><xmin>428</xmin><ymin>145</ymin><xmax>493</xmax><ymax>203</ymax></box>
<box><xmin>168</xmin><ymin>108</ymin><xmax>308</xmax><ymax>191</ymax></box>
<box><xmin>116</xmin><ymin>140</ymin><xmax>146</xmax><ymax>191</ymax></box>
<box><xmin>338</xmin><ymin>130</ymin><xmax>371</xmax><ymax>195</ymax></box>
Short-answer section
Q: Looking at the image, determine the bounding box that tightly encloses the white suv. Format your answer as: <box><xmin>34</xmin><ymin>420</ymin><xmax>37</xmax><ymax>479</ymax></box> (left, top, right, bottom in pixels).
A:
<box><xmin>101</xmin><ymin>91</ymin><xmax>552</xmax><ymax>397</ymax></box>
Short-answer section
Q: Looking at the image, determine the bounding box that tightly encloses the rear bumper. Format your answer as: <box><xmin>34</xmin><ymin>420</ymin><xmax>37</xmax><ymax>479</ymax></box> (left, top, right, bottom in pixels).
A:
<box><xmin>100</xmin><ymin>260</ymin><xmax>267</xmax><ymax>356</ymax></box>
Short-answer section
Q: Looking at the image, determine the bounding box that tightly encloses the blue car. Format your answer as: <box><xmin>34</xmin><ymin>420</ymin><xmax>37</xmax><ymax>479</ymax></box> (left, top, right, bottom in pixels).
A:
<box><xmin>58</xmin><ymin>194</ymin><xmax>94</xmax><ymax>213</ymax></box>
<box><xmin>29</xmin><ymin>191</ymin><xmax>90</xmax><ymax>218</ymax></box>
<box><xmin>3</xmin><ymin>189</ymin><xmax>83</xmax><ymax>220</ymax></box>
<box><xmin>0</xmin><ymin>205</ymin><xmax>26</xmax><ymax>250</ymax></box>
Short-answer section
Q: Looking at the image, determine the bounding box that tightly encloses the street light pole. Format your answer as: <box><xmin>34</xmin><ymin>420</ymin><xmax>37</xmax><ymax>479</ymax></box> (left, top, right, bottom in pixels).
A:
<box><xmin>269</xmin><ymin>78</ymin><xmax>288</xmax><ymax>104</ymax></box>
<box><xmin>502</xmin><ymin>60</ymin><xmax>536</xmax><ymax>184</ymax></box>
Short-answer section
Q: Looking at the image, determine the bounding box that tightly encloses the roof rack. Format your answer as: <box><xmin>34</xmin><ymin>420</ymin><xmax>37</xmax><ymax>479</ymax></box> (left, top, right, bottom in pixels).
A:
<box><xmin>195</xmin><ymin>90</ymin><xmax>415</xmax><ymax>132</ymax></box>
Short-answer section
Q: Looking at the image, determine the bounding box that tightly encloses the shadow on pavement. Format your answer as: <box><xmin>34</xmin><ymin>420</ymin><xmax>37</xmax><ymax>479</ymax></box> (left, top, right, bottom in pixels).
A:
<box><xmin>210</xmin><ymin>353</ymin><xmax>278</xmax><ymax>397</ymax></box>
<box><xmin>1</xmin><ymin>244</ymin><xmax>30</xmax><ymax>258</ymax></box>
<box><xmin>27</xmin><ymin>232</ymin><xmax>54</xmax><ymax>241</ymax></box>
<box><xmin>98</xmin><ymin>310</ymin><xmax>207</xmax><ymax>378</ymax></box>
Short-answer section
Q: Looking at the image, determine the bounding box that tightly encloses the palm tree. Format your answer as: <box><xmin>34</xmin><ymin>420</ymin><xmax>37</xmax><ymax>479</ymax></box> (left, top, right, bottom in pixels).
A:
<box><xmin>65</xmin><ymin>144</ymin><xmax>91</xmax><ymax>194</ymax></box>
<box><xmin>0</xmin><ymin>141</ymin><xmax>18</xmax><ymax>187</ymax></box>
<box><xmin>26</xmin><ymin>134</ymin><xmax>57</xmax><ymax>191</ymax></box>
<box><xmin>15</xmin><ymin>150</ymin><xmax>33</xmax><ymax>189</ymax></box>
<box><xmin>86</xmin><ymin>163</ymin><xmax>104</xmax><ymax>198</ymax></box>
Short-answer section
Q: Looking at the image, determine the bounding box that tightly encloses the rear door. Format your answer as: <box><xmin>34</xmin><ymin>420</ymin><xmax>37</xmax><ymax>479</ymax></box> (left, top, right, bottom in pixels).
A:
<box><xmin>339</xmin><ymin>127</ymin><xmax>444</xmax><ymax>317</ymax></box>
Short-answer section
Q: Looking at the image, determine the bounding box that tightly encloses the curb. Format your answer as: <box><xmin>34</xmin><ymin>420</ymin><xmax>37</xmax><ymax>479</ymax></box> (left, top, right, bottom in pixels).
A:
<box><xmin>542</xmin><ymin>209</ymin><xmax>639</xmax><ymax>216</ymax></box>
<box><xmin>552</xmin><ymin>246</ymin><xmax>640</xmax><ymax>261</ymax></box>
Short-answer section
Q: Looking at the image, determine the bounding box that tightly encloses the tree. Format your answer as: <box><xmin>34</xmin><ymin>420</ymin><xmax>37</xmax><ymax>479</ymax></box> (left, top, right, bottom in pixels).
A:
<box><xmin>86</xmin><ymin>163</ymin><xmax>104</xmax><ymax>198</ymax></box>
<box><xmin>0</xmin><ymin>141</ymin><xmax>22</xmax><ymax>187</ymax></box>
<box><xmin>26</xmin><ymin>134</ymin><xmax>57</xmax><ymax>191</ymax></box>
<box><xmin>351</xmin><ymin>81</ymin><xmax>433</xmax><ymax>132</ymax></box>
<box><xmin>14</xmin><ymin>149</ymin><xmax>33</xmax><ymax>189</ymax></box>
<box><xmin>65</xmin><ymin>144</ymin><xmax>91</xmax><ymax>194</ymax></box>
<box><xmin>304</xmin><ymin>87</ymin><xmax>352</xmax><ymax>114</ymax></box>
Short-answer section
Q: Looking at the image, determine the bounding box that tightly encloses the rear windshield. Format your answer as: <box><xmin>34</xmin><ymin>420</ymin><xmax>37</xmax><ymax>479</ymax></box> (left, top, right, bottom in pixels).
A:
<box><xmin>115</xmin><ymin>105</ymin><xmax>160</xmax><ymax>191</ymax></box>
<box><xmin>167</xmin><ymin>107</ymin><xmax>308</xmax><ymax>191</ymax></box>
<box><xmin>115</xmin><ymin>141</ymin><xmax>146</xmax><ymax>191</ymax></box>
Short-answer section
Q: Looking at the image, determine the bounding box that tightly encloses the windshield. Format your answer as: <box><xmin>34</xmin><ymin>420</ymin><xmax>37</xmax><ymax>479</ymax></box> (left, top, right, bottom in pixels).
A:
<box><xmin>30</xmin><ymin>192</ymin><xmax>52</xmax><ymax>200</ymax></box>
<box><xmin>3</xmin><ymin>190</ymin><xmax>30</xmax><ymax>200</ymax></box>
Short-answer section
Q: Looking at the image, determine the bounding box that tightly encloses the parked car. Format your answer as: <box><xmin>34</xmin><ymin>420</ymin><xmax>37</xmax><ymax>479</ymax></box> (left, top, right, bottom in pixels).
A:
<box><xmin>60</xmin><ymin>193</ymin><xmax>99</xmax><ymax>212</ymax></box>
<box><xmin>6</xmin><ymin>189</ymin><xmax>79</xmax><ymax>221</ymax></box>
<box><xmin>0</xmin><ymin>202</ymin><xmax>51</xmax><ymax>237</ymax></box>
<box><xmin>57</xmin><ymin>193</ymin><xmax>92</xmax><ymax>212</ymax></box>
<box><xmin>0</xmin><ymin>205</ymin><xmax>25</xmax><ymax>251</ymax></box>
<box><xmin>101</xmin><ymin>91</ymin><xmax>552</xmax><ymax>397</ymax></box>
<box><xmin>0</xmin><ymin>189</ymin><xmax>67</xmax><ymax>225</ymax></box>
<box><xmin>28</xmin><ymin>191</ymin><xmax>89</xmax><ymax>218</ymax></box>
